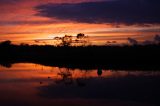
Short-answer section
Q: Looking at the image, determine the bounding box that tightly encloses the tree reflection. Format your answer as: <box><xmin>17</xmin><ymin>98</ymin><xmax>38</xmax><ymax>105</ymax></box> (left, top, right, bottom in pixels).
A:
<box><xmin>0</xmin><ymin>62</ymin><xmax>12</xmax><ymax>68</ymax></box>
<box><xmin>97</xmin><ymin>68</ymin><xmax>103</xmax><ymax>76</ymax></box>
<box><xmin>55</xmin><ymin>68</ymin><xmax>86</xmax><ymax>87</ymax></box>
<box><xmin>76</xmin><ymin>78</ymin><xmax>86</xmax><ymax>87</ymax></box>
<box><xmin>55</xmin><ymin>68</ymin><xmax>73</xmax><ymax>85</ymax></box>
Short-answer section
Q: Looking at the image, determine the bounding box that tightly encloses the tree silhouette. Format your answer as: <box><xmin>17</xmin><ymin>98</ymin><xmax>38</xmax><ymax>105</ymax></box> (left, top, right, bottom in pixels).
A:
<box><xmin>0</xmin><ymin>40</ymin><xmax>11</xmax><ymax>46</ymax></box>
<box><xmin>61</xmin><ymin>35</ymin><xmax>72</xmax><ymax>46</ymax></box>
<box><xmin>77</xmin><ymin>33</ymin><xmax>85</xmax><ymax>39</ymax></box>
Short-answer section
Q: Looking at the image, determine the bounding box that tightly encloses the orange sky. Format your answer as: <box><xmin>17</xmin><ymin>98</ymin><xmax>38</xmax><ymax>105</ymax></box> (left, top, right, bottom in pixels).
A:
<box><xmin>0</xmin><ymin>0</ymin><xmax>160</xmax><ymax>45</ymax></box>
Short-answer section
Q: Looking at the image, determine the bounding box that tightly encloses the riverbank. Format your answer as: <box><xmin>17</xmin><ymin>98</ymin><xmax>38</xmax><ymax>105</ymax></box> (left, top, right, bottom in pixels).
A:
<box><xmin>0</xmin><ymin>44</ymin><xmax>160</xmax><ymax>70</ymax></box>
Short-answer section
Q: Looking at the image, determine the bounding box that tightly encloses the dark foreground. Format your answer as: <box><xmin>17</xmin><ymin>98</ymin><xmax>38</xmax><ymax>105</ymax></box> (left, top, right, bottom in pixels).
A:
<box><xmin>0</xmin><ymin>63</ymin><xmax>160</xmax><ymax>106</ymax></box>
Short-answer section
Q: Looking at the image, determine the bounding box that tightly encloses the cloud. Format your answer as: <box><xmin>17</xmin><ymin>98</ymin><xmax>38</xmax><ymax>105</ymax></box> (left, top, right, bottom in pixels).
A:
<box><xmin>35</xmin><ymin>0</ymin><xmax>160</xmax><ymax>25</ymax></box>
<box><xmin>0</xmin><ymin>0</ymin><xmax>21</xmax><ymax>4</ymax></box>
<box><xmin>0</xmin><ymin>20</ymin><xmax>59</xmax><ymax>26</ymax></box>
<box><xmin>87</xmin><ymin>27</ymin><xmax>160</xmax><ymax>34</ymax></box>
<box><xmin>0</xmin><ymin>31</ymin><xmax>41</xmax><ymax>35</ymax></box>
<box><xmin>128</xmin><ymin>34</ymin><xmax>160</xmax><ymax>45</ymax></box>
<box><xmin>142</xmin><ymin>34</ymin><xmax>160</xmax><ymax>45</ymax></box>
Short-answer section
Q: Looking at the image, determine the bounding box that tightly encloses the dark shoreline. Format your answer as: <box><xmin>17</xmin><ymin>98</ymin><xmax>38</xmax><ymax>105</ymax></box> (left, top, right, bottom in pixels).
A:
<box><xmin>0</xmin><ymin>44</ymin><xmax>160</xmax><ymax>70</ymax></box>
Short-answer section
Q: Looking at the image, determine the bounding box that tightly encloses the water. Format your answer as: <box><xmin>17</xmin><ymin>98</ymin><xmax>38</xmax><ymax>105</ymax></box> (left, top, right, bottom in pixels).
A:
<box><xmin>0</xmin><ymin>63</ymin><xmax>160</xmax><ymax>106</ymax></box>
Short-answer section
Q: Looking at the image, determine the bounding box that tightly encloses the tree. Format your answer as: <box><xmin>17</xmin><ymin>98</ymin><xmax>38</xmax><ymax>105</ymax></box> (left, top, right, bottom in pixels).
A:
<box><xmin>0</xmin><ymin>40</ymin><xmax>11</xmax><ymax>46</ymax></box>
<box><xmin>61</xmin><ymin>35</ymin><xmax>72</xmax><ymax>46</ymax></box>
<box><xmin>77</xmin><ymin>33</ymin><xmax>85</xmax><ymax>39</ymax></box>
<box><xmin>127</xmin><ymin>38</ymin><xmax>138</xmax><ymax>45</ymax></box>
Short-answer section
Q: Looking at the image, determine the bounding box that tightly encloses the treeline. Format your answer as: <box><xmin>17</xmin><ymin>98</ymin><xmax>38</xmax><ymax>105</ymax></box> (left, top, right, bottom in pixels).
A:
<box><xmin>0</xmin><ymin>40</ymin><xmax>160</xmax><ymax>70</ymax></box>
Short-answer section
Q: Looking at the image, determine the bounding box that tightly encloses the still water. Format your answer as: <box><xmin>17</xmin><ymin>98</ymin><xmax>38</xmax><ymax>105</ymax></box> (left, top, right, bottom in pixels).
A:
<box><xmin>0</xmin><ymin>63</ymin><xmax>160</xmax><ymax>106</ymax></box>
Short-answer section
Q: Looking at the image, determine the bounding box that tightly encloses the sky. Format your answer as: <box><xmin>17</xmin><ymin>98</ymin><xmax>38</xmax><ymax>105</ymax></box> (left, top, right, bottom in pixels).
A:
<box><xmin>0</xmin><ymin>0</ymin><xmax>160</xmax><ymax>45</ymax></box>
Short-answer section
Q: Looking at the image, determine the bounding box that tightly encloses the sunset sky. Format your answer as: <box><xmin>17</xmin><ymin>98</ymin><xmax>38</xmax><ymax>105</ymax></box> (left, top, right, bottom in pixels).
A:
<box><xmin>0</xmin><ymin>0</ymin><xmax>160</xmax><ymax>45</ymax></box>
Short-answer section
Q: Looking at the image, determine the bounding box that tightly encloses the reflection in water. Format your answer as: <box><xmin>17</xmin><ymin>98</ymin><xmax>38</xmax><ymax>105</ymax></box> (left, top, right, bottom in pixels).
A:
<box><xmin>0</xmin><ymin>63</ymin><xmax>160</xmax><ymax>106</ymax></box>
<box><xmin>56</xmin><ymin>68</ymin><xmax>73</xmax><ymax>85</ymax></box>
<box><xmin>97</xmin><ymin>68</ymin><xmax>103</xmax><ymax>76</ymax></box>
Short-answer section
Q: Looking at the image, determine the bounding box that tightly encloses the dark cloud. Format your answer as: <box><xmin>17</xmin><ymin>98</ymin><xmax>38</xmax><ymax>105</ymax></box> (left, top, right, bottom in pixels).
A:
<box><xmin>35</xmin><ymin>0</ymin><xmax>160</xmax><ymax>25</ymax></box>
<box><xmin>0</xmin><ymin>0</ymin><xmax>20</xmax><ymax>4</ymax></box>
<box><xmin>127</xmin><ymin>34</ymin><xmax>160</xmax><ymax>45</ymax></box>
<box><xmin>87</xmin><ymin>27</ymin><xmax>160</xmax><ymax>34</ymax></box>
<box><xmin>0</xmin><ymin>20</ymin><xmax>58</xmax><ymax>26</ymax></box>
